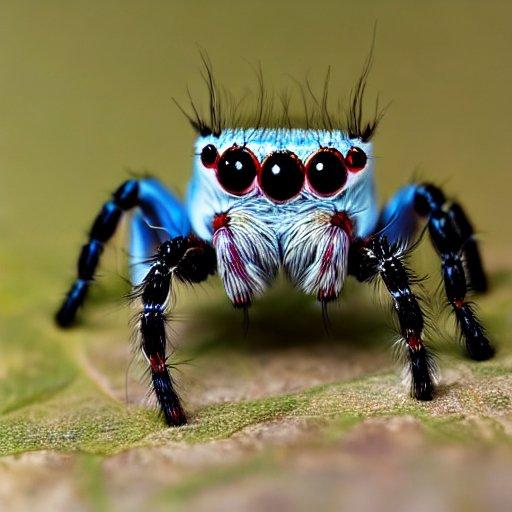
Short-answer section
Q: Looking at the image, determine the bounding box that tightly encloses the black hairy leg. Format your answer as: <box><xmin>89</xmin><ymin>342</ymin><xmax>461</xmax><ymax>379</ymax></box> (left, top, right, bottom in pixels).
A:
<box><xmin>56</xmin><ymin>180</ymin><xmax>140</xmax><ymax>327</ymax></box>
<box><xmin>349</xmin><ymin>236</ymin><xmax>435</xmax><ymax>400</ymax></box>
<box><xmin>414</xmin><ymin>184</ymin><xmax>494</xmax><ymax>361</ymax></box>
<box><xmin>135</xmin><ymin>235</ymin><xmax>216</xmax><ymax>426</ymax></box>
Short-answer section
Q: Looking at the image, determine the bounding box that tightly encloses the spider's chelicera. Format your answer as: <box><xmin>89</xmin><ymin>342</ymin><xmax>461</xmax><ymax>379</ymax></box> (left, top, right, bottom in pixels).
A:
<box><xmin>55</xmin><ymin>53</ymin><xmax>494</xmax><ymax>427</ymax></box>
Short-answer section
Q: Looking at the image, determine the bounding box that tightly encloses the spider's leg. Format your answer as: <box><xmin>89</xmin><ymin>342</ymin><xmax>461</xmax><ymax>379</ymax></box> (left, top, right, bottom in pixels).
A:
<box><xmin>136</xmin><ymin>235</ymin><xmax>216</xmax><ymax>426</ymax></box>
<box><xmin>377</xmin><ymin>184</ymin><xmax>418</xmax><ymax>246</ymax></box>
<box><xmin>379</xmin><ymin>184</ymin><xmax>487</xmax><ymax>292</ymax></box>
<box><xmin>414</xmin><ymin>183</ymin><xmax>487</xmax><ymax>292</ymax></box>
<box><xmin>56</xmin><ymin>178</ymin><xmax>190</xmax><ymax>327</ymax></box>
<box><xmin>414</xmin><ymin>184</ymin><xmax>493</xmax><ymax>360</ymax></box>
<box><xmin>349</xmin><ymin>235</ymin><xmax>435</xmax><ymax>400</ymax></box>
<box><xmin>378</xmin><ymin>183</ymin><xmax>493</xmax><ymax>361</ymax></box>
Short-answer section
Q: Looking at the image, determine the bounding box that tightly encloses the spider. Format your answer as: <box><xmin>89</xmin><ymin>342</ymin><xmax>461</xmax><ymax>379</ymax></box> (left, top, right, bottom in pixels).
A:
<box><xmin>55</xmin><ymin>53</ymin><xmax>494</xmax><ymax>426</ymax></box>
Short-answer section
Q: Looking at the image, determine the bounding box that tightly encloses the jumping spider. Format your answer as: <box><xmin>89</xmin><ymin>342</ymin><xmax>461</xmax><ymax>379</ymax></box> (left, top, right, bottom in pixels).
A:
<box><xmin>56</xmin><ymin>53</ymin><xmax>493</xmax><ymax>426</ymax></box>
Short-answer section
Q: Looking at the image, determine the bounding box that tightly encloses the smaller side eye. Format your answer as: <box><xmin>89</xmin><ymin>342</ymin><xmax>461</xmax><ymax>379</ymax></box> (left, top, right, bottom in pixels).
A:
<box><xmin>345</xmin><ymin>147</ymin><xmax>367</xmax><ymax>173</ymax></box>
<box><xmin>200</xmin><ymin>144</ymin><xmax>219</xmax><ymax>168</ymax></box>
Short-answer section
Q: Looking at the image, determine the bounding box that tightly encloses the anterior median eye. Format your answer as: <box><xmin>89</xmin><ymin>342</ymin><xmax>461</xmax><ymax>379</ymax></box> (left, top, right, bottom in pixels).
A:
<box><xmin>305</xmin><ymin>148</ymin><xmax>347</xmax><ymax>197</ymax></box>
<box><xmin>345</xmin><ymin>146</ymin><xmax>367</xmax><ymax>173</ymax></box>
<box><xmin>259</xmin><ymin>150</ymin><xmax>305</xmax><ymax>203</ymax></box>
<box><xmin>216</xmin><ymin>145</ymin><xmax>258</xmax><ymax>196</ymax></box>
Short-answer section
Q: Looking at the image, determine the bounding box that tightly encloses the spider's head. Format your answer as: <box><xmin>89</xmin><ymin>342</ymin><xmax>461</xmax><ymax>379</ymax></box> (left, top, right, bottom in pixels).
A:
<box><xmin>193</xmin><ymin>128</ymin><xmax>373</xmax><ymax>205</ymax></box>
<box><xmin>182</xmin><ymin>47</ymin><xmax>383</xmax><ymax>240</ymax></box>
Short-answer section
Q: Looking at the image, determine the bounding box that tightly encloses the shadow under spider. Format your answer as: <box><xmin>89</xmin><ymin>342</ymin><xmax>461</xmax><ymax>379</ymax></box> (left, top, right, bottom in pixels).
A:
<box><xmin>86</xmin><ymin>268</ymin><xmax>510</xmax><ymax>357</ymax></box>
<box><xmin>185</xmin><ymin>279</ymin><xmax>394</xmax><ymax>355</ymax></box>
<box><xmin>184</xmin><ymin>267</ymin><xmax>510</xmax><ymax>357</ymax></box>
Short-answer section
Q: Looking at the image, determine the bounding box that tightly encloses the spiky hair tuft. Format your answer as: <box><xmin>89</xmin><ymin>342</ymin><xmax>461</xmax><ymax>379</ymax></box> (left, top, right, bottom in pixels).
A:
<box><xmin>174</xmin><ymin>40</ymin><xmax>386</xmax><ymax>141</ymax></box>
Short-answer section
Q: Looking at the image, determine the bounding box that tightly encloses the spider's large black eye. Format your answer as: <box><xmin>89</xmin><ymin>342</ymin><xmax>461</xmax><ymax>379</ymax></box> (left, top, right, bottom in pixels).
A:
<box><xmin>259</xmin><ymin>150</ymin><xmax>305</xmax><ymax>202</ymax></box>
<box><xmin>216</xmin><ymin>146</ymin><xmax>258</xmax><ymax>195</ymax></box>
<box><xmin>200</xmin><ymin>144</ymin><xmax>219</xmax><ymax>168</ymax></box>
<box><xmin>345</xmin><ymin>146</ymin><xmax>367</xmax><ymax>173</ymax></box>
<box><xmin>305</xmin><ymin>148</ymin><xmax>347</xmax><ymax>197</ymax></box>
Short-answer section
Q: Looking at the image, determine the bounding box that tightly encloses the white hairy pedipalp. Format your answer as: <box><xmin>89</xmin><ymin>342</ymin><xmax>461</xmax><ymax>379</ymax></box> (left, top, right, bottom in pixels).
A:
<box><xmin>279</xmin><ymin>204</ymin><xmax>351</xmax><ymax>301</ymax></box>
<box><xmin>212</xmin><ymin>200</ymin><xmax>280</xmax><ymax>306</ymax></box>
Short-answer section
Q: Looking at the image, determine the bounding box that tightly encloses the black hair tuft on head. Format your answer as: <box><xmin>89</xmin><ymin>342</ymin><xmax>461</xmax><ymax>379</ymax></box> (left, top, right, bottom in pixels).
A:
<box><xmin>174</xmin><ymin>34</ymin><xmax>386</xmax><ymax>141</ymax></box>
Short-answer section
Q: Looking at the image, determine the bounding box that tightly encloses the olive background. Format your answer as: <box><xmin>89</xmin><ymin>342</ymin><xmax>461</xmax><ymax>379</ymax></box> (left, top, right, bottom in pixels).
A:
<box><xmin>0</xmin><ymin>1</ymin><xmax>511</xmax><ymax>511</ymax></box>
<box><xmin>2</xmin><ymin>1</ymin><xmax>511</xmax><ymax>260</ymax></box>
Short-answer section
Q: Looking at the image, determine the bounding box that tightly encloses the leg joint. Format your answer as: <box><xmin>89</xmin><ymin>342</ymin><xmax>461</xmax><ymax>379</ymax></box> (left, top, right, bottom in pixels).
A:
<box><xmin>414</xmin><ymin>183</ymin><xmax>446</xmax><ymax>215</ymax></box>
<box><xmin>113</xmin><ymin>179</ymin><xmax>140</xmax><ymax>209</ymax></box>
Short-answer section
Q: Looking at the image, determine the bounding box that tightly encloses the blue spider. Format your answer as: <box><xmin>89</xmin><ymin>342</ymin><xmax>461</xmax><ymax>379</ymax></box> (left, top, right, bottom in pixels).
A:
<box><xmin>56</xmin><ymin>54</ymin><xmax>493</xmax><ymax>426</ymax></box>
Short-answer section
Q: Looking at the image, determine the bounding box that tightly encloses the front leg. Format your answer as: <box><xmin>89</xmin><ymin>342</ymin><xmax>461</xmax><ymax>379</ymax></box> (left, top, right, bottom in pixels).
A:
<box><xmin>56</xmin><ymin>178</ymin><xmax>190</xmax><ymax>327</ymax></box>
<box><xmin>135</xmin><ymin>235</ymin><xmax>216</xmax><ymax>426</ymax></box>
<box><xmin>349</xmin><ymin>236</ymin><xmax>435</xmax><ymax>400</ymax></box>
<box><xmin>56</xmin><ymin>179</ymin><xmax>140</xmax><ymax>326</ymax></box>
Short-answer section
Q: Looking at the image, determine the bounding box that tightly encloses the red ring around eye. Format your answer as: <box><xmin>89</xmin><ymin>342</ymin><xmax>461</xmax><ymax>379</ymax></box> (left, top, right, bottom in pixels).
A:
<box><xmin>216</xmin><ymin>145</ymin><xmax>259</xmax><ymax>196</ymax></box>
<box><xmin>305</xmin><ymin>147</ymin><xmax>347</xmax><ymax>197</ymax></box>
<box><xmin>345</xmin><ymin>147</ymin><xmax>367</xmax><ymax>173</ymax></box>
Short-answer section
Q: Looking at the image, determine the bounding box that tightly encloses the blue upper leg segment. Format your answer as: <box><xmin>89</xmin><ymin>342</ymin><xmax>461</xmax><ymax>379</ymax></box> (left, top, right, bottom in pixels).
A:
<box><xmin>378</xmin><ymin>184</ymin><xmax>419</xmax><ymax>245</ymax></box>
<box><xmin>130</xmin><ymin>178</ymin><xmax>190</xmax><ymax>284</ymax></box>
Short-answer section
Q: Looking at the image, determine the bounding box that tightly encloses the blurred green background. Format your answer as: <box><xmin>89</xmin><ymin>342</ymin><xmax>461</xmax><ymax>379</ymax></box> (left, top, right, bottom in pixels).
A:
<box><xmin>0</xmin><ymin>1</ymin><xmax>511</xmax><ymax>511</ymax></box>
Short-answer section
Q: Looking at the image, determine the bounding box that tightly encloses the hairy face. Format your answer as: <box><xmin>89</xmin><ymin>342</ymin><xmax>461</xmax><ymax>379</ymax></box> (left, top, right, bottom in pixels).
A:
<box><xmin>185</xmin><ymin>128</ymin><xmax>378</xmax><ymax>306</ymax></box>
<box><xmin>187</xmin><ymin>128</ymin><xmax>377</xmax><ymax>241</ymax></box>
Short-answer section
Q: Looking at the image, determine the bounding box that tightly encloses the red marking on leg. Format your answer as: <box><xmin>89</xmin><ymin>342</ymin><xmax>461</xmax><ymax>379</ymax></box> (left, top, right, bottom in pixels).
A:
<box><xmin>149</xmin><ymin>355</ymin><xmax>166</xmax><ymax>373</ymax></box>
<box><xmin>453</xmin><ymin>299</ymin><xmax>464</xmax><ymax>310</ymax></box>
<box><xmin>213</xmin><ymin>212</ymin><xmax>230</xmax><ymax>232</ymax></box>
<box><xmin>330</xmin><ymin>211</ymin><xmax>353</xmax><ymax>238</ymax></box>
<box><xmin>407</xmin><ymin>335</ymin><xmax>423</xmax><ymax>351</ymax></box>
<box><xmin>168</xmin><ymin>406</ymin><xmax>187</xmax><ymax>426</ymax></box>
